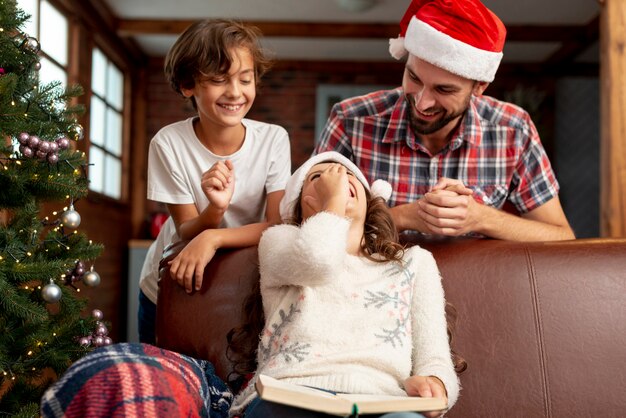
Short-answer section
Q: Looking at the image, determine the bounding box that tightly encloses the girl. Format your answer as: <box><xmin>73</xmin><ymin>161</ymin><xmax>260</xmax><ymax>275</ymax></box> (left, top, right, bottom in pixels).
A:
<box><xmin>139</xmin><ymin>19</ymin><xmax>291</xmax><ymax>343</ymax></box>
<box><xmin>229</xmin><ymin>151</ymin><xmax>461</xmax><ymax>418</ymax></box>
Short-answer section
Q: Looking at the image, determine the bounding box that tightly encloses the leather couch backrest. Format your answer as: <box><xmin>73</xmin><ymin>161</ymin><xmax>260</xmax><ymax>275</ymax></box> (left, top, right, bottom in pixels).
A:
<box><xmin>157</xmin><ymin>238</ymin><xmax>626</xmax><ymax>417</ymax></box>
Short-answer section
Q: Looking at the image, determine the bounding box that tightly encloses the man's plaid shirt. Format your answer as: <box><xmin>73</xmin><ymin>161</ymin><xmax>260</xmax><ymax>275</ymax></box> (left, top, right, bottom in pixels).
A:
<box><xmin>314</xmin><ymin>88</ymin><xmax>559</xmax><ymax>214</ymax></box>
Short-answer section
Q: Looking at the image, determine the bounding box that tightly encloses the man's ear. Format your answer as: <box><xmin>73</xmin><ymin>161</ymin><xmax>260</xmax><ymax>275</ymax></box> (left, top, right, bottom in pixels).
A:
<box><xmin>473</xmin><ymin>82</ymin><xmax>489</xmax><ymax>97</ymax></box>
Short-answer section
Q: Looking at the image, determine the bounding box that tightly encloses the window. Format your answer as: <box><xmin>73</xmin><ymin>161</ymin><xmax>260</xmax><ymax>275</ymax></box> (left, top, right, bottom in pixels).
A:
<box><xmin>17</xmin><ymin>0</ymin><xmax>68</xmax><ymax>87</ymax></box>
<box><xmin>315</xmin><ymin>84</ymin><xmax>393</xmax><ymax>144</ymax></box>
<box><xmin>89</xmin><ymin>48</ymin><xmax>124</xmax><ymax>199</ymax></box>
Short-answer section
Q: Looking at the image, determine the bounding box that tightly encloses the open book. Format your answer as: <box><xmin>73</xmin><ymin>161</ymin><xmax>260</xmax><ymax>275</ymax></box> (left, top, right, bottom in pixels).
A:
<box><xmin>255</xmin><ymin>374</ymin><xmax>447</xmax><ymax>416</ymax></box>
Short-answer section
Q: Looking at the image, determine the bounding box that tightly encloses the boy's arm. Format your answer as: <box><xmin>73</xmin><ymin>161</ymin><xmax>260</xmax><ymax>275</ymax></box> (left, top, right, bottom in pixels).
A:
<box><xmin>169</xmin><ymin>222</ymin><xmax>270</xmax><ymax>293</ymax></box>
<box><xmin>265</xmin><ymin>190</ymin><xmax>285</xmax><ymax>224</ymax></box>
<box><xmin>168</xmin><ymin>202</ymin><xmax>228</xmax><ymax>240</ymax></box>
<box><xmin>169</xmin><ymin>187</ymin><xmax>284</xmax><ymax>242</ymax></box>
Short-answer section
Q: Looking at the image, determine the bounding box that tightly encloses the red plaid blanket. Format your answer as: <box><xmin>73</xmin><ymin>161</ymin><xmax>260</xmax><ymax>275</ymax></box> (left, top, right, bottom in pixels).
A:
<box><xmin>41</xmin><ymin>343</ymin><xmax>232</xmax><ymax>417</ymax></box>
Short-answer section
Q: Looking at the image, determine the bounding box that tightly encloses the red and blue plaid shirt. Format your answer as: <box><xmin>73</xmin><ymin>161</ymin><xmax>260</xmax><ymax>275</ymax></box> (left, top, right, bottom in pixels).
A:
<box><xmin>314</xmin><ymin>88</ymin><xmax>559</xmax><ymax>214</ymax></box>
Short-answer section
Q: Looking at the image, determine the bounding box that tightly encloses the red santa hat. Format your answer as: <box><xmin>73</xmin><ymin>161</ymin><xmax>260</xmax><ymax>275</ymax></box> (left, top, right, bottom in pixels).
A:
<box><xmin>389</xmin><ymin>0</ymin><xmax>506</xmax><ymax>82</ymax></box>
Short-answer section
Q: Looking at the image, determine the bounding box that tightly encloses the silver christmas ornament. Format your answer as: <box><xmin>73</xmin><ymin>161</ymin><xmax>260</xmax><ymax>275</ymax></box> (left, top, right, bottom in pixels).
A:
<box><xmin>68</xmin><ymin>123</ymin><xmax>84</xmax><ymax>141</ymax></box>
<box><xmin>42</xmin><ymin>282</ymin><xmax>62</xmax><ymax>303</ymax></box>
<box><xmin>24</xmin><ymin>37</ymin><xmax>41</xmax><ymax>53</ymax></box>
<box><xmin>83</xmin><ymin>270</ymin><xmax>101</xmax><ymax>287</ymax></box>
<box><xmin>61</xmin><ymin>205</ymin><xmax>81</xmax><ymax>229</ymax></box>
<box><xmin>92</xmin><ymin>309</ymin><xmax>103</xmax><ymax>320</ymax></box>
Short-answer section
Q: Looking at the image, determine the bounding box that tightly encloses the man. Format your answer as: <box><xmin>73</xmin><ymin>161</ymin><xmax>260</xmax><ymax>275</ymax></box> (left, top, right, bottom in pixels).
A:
<box><xmin>314</xmin><ymin>0</ymin><xmax>574</xmax><ymax>241</ymax></box>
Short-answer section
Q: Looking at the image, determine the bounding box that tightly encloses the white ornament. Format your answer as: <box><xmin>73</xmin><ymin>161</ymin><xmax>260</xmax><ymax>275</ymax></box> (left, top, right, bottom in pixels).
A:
<box><xmin>83</xmin><ymin>270</ymin><xmax>101</xmax><ymax>287</ymax></box>
<box><xmin>61</xmin><ymin>204</ymin><xmax>81</xmax><ymax>229</ymax></box>
<box><xmin>42</xmin><ymin>282</ymin><xmax>62</xmax><ymax>303</ymax></box>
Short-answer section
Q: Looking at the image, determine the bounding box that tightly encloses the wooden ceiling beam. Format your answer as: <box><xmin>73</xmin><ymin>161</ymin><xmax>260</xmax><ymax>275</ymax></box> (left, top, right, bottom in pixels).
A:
<box><xmin>117</xmin><ymin>19</ymin><xmax>589</xmax><ymax>43</ymax></box>
<box><xmin>544</xmin><ymin>15</ymin><xmax>600</xmax><ymax>66</ymax></box>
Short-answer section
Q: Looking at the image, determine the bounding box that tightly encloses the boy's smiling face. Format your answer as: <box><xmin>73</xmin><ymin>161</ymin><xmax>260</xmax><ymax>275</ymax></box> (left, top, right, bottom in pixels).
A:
<box><xmin>181</xmin><ymin>46</ymin><xmax>256</xmax><ymax>132</ymax></box>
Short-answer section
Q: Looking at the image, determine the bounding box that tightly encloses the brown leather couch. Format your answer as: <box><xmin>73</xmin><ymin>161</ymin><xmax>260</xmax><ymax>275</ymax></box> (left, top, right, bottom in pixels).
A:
<box><xmin>156</xmin><ymin>237</ymin><xmax>626</xmax><ymax>417</ymax></box>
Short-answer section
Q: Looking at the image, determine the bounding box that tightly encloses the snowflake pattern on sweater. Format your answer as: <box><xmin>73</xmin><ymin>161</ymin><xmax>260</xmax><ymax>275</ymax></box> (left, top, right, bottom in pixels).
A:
<box><xmin>363</xmin><ymin>257</ymin><xmax>414</xmax><ymax>348</ymax></box>
<box><xmin>259</xmin><ymin>300</ymin><xmax>311</xmax><ymax>366</ymax></box>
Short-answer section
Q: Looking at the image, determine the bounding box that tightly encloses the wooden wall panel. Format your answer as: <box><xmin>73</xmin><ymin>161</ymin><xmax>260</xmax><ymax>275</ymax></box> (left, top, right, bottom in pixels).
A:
<box><xmin>599</xmin><ymin>0</ymin><xmax>626</xmax><ymax>237</ymax></box>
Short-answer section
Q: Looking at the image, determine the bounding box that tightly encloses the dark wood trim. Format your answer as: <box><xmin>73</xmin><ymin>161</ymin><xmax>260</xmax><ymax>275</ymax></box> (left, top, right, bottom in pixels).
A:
<box><xmin>544</xmin><ymin>15</ymin><xmax>600</xmax><ymax>67</ymax></box>
<box><xmin>118</xmin><ymin>20</ymin><xmax>400</xmax><ymax>38</ymax></box>
<box><xmin>117</xmin><ymin>19</ymin><xmax>591</xmax><ymax>43</ymax></box>
<box><xmin>53</xmin><ymin>0</ymin><xmax>146</xmax><ymax>65</ymax></box>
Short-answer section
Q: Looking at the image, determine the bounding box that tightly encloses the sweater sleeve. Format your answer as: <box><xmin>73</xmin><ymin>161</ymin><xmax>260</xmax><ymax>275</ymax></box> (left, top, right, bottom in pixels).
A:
<box><xmin>407</xmin><ymin>246</ymin><xmax>460</xmax><ymax>408</ymax></box>
<box><xmin>258</xmin><ymin>212</ymin><xmax>350</xmax><ymax>288</ymax></box>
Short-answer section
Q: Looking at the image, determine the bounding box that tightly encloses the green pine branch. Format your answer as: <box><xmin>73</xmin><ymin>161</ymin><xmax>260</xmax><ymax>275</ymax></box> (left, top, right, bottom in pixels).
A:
<box><xmin>0</xmin><ymin>0</ymin><xmax>107</xmax><ymax>414</ymax></box>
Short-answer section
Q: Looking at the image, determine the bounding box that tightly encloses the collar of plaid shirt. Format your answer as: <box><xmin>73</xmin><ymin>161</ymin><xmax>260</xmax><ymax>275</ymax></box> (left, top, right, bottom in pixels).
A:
<box><xmin>380</xmin><ymin>91</ymin><xmax>485</xmax><ymax>154</ymax></box>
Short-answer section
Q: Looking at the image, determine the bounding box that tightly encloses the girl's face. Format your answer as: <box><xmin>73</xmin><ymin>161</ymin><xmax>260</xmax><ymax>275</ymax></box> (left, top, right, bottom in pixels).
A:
<box><xmin>300</xmin><ymin>162</ymin><xmax>368</xmax><ymax>223</ymax></box>
<box><xmin>181</xmin><ymin>46</ymin><xmax>256</xmax><ymax>131</ymax></box>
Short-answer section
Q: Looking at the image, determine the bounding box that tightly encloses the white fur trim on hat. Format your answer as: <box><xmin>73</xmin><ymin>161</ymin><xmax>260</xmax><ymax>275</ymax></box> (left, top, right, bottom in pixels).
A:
<box><xmin>403</xmin><ymin>16</ymin><xmax>503</xmax><ymax>82</ymax></box>
<box><xmin>280</xmin><ymin>151</ymin><xmax>391</xmax><ymax>221</ymax></box>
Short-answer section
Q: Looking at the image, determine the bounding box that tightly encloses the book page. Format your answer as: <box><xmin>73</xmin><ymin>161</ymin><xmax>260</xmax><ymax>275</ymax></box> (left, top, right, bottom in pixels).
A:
<box><xmin>256</xmin><ymin>374</ymin><xmax>447</xmax><ymax>415</ymax></box>
<box><xmin>256</xmin><ymin>375</ymin><xmax>353</xmax><ymax>415</ymax></box>
<box><xmin>338</xmin><ymin>393</ymin><xmax>447</xmax><ymax>413</ymax></box>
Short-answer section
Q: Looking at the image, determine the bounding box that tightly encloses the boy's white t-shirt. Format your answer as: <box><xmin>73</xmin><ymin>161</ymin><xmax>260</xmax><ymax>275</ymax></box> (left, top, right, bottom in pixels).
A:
<box><xmin>139</xmin><ymin>117</ymin><xmax>291</xmax><ymax>303</ymax></box>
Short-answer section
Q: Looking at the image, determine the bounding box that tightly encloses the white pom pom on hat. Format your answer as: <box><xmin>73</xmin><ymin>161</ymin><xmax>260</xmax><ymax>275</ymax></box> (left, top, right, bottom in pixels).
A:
<box><xmin>370</xmin><ymin>179</ymin><xmax>393</xmax><ymax>202</ymax></box>
<box><xmin>279</xmin><ymin>151</ymin><xmax>393</xmax><ymax>221</ymax></box>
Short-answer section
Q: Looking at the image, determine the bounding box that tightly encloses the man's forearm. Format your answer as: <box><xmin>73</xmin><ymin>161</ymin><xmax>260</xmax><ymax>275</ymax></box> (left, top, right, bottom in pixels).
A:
<box><xmin>473</xmin><ymin>204</ymin><xmax>575</xmax><ymax>241</ymax></box>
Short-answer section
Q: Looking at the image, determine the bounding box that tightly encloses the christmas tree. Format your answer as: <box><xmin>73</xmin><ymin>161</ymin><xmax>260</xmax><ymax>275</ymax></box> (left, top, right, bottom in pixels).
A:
<box><xmin>1</xmin><ymin>0</ymin><xmax>108</xmax><ymax>415</ymax></box>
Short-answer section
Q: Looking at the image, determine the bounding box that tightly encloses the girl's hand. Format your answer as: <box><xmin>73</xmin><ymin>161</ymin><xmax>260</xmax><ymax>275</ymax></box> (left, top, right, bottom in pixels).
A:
<box><xmin>201</xmin><ymin>160</ymin><xmax>235</xmax><ymax>211</ymax></box>
<box><xmin>168</xmin><ymin>230</ymin><xmax>219</xmax><ymax>293</ymax></box>
<box><xmin>313</xmin><ymin>164</ymin><xmax>349</xmax><ymax>215</ymax></box>
<box><xmin>404</xmin><ymin>375</ymin><xmax>448</xmax><ymax>418</ymax></box>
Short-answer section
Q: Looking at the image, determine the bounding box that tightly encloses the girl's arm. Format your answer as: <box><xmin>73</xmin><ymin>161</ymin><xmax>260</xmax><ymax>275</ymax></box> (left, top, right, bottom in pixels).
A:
<box><xmin>407</xmin><ymin>247</ymin><xmax>460</xmax><ymax>408</ymax></box>
<box><xmin>259</xmin><ymin>211</ymin><xmax>350</xmax><ymax>289</ymax></box>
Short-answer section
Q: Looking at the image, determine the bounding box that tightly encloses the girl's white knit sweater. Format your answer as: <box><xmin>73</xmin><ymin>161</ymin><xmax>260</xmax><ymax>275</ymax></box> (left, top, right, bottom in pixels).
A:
<box><xmin>230</xmin><ymin>212</ymin><xmax>459</xmax><ymax>415</ymax></box>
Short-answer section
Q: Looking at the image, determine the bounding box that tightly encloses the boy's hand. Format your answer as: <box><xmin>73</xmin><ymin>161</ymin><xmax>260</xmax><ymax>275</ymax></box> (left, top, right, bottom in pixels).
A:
<box><xmin>168</xmin><ymin>230</ymin><xmax>219</xmax><ymax>293</ymax></box>
<box><xmin>404</xmin><ymin>375</ymin><xmax>448</xmax><ymax>418</ymax></box>
<box><xmin>201</xmin><ymin>160</ymin><xmax>235</xmax><ymax>211</ymax></box>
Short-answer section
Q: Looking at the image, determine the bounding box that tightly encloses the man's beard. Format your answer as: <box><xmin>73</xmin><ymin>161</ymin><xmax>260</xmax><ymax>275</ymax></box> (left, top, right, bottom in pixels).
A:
<box><xmin>406</xmin><ymin>94</ymin><xmax>470</xmax><ymax>135</ymax></box>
